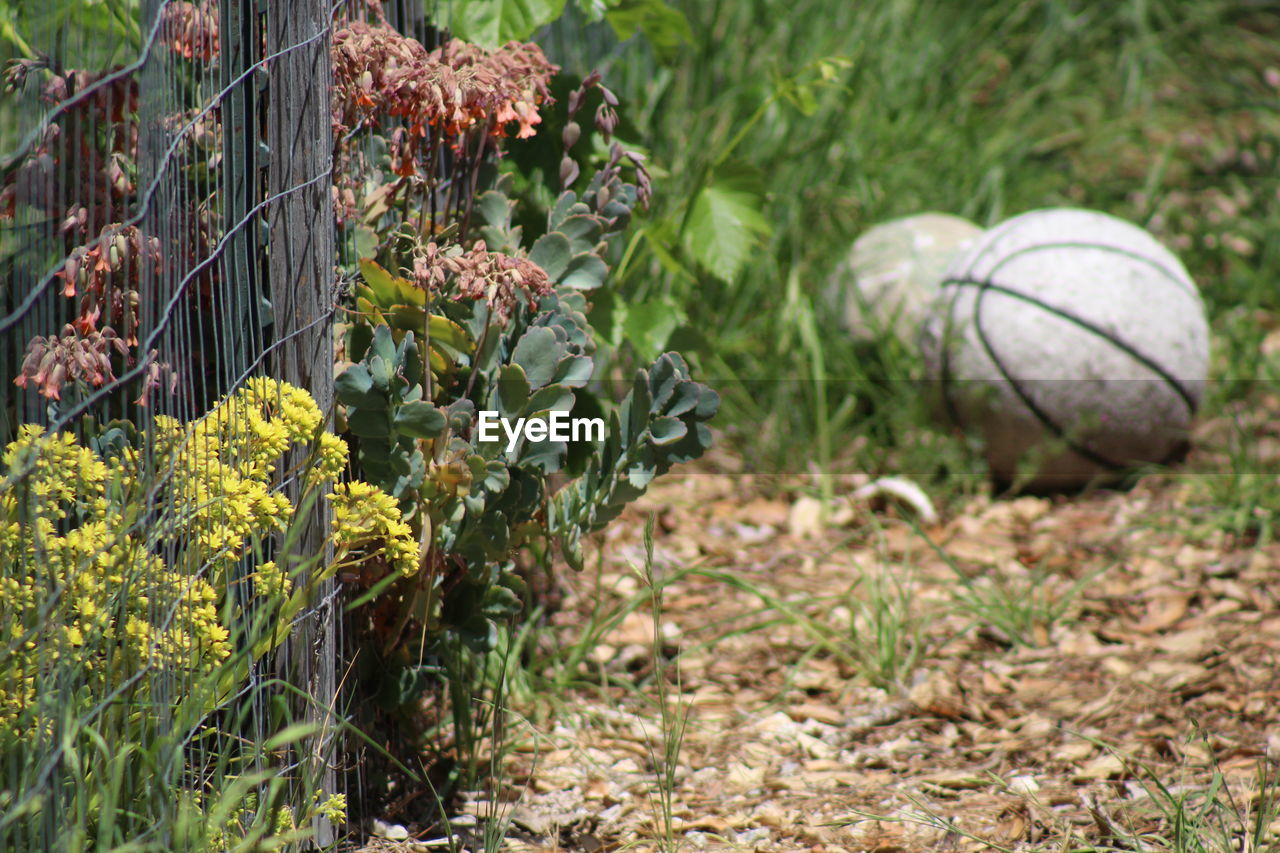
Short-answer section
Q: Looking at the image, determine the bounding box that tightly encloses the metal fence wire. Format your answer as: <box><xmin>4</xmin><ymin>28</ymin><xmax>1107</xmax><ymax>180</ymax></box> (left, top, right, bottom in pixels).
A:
<box><xmin>1</xmin><ymin>1</ymin><xmax>345</xmax><ymax>848</ymax></box>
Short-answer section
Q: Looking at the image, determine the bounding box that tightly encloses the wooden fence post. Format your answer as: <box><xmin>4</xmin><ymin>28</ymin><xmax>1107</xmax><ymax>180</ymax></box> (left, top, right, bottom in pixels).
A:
<box><xmin>266</xmin><ymin>1</ymin><xmax>338</xmax><ymax>845</ymax></box>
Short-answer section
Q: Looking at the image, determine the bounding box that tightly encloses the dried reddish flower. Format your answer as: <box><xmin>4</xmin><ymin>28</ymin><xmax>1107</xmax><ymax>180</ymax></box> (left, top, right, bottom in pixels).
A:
<box><xmin>15</xmin><ymin>325</ymin><xmax>129</xmax><ymax>401</ymax></box>
<box><xmin>55</xmin><ymin>224</ymin><xmax>162</xmax><ymax>345</ymax></box>
<box><xmin>414</xmin><ymin>241</ymin><xmax>551</xmax><ymax>321</ymax></box>
<box><xmin>332</xmin><ymin>22</ymin><xmax>556</xmax><ymax>143</ymax></box>
<box><xmin>160</xmin><ymin>2</ymin><xmax>220</xmax><ymax>62</ymax></box>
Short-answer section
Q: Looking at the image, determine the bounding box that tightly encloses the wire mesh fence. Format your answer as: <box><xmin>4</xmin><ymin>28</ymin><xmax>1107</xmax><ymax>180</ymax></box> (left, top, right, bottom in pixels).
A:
<box><xmin>1</xmin><ymin>1</ymin><xmax>343</xmax><ymax>848</ymax></box>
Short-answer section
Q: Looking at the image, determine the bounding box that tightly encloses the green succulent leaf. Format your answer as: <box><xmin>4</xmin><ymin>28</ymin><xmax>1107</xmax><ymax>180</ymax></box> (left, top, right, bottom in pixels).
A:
<box><xmin>428</xmin><ymin>314</ymin><xmax>472</xmax><ymax>354</ymax></box>
<box><xmin>495</xmin><ymin>363</ymin><xmax>531</xmax><ymax>416</ymax></box>
<box><xmin>525</xmin><ymin>386</ymin><xmax>575</xmax><ymax>416</ymax></box>
<box><xmin>370</xmin><ymin>323</ymin><xmax>397</xmax><ymax>365</ymax></box>
<box><xmin>511</xmin><ymin>326</ymin><xmax>563</xmax><ymax>388</ymax></box>
<box><xmin>348</xmin><ymin>407</ymin><xmax>391</xmax><ymax>439</ymax></box>
<box><xmin>648</xmin><ymin>415</ymin><xmax>687</xmax><ymax>446</ymax></box>
<box><xmin>556</xmin><ymin>214</ymin><xmax>604</xmax><ymax>253</ymax></box>
<box><xmin>393</xmin><ymin>400</ymin><xmax>446</xmax><ymax>439</ymax></box>
<box><xmin>560</xmin><ymin>253</ymin><xmax>609</xmax><ymax>290</ymax></box>
<box><xmin>360</xmin><ymin>258</ymin><xmax>424</xmax><ymax>308</ymax></box>
<box><xmin>551</xmin><ymin>355</ymin><xmax>593</xmax><ymax>388</ymax></box>
<box><xmin>529</xmin><ymin>231</ymin><xmax>573</xmax><ymax>281</ymax></box>
<box><xmin>549</xmin><ymin>191</ymin><xmax>590</xmax><ymax>230</ymax></box>
<box><xmin>335</xmin><ymin>363</ymin><xmax>376</xmax><ymax>406</ymax></box>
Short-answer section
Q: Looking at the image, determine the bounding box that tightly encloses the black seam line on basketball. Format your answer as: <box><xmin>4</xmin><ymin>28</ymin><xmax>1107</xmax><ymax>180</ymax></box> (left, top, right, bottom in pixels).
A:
<box><xmin>971</xmin><ymin>283</ymin><xmax>1130</xmax><ymax>472</ymax></box>
<box><xmin>943</xmin><ymin>276</ymin><xmax>1198</xmax><ymax>413</ymax></box>
<box><xmin>980</xmin><ymin>241</ymin><xmax>1196</xmax><ymax>299</ymax></box>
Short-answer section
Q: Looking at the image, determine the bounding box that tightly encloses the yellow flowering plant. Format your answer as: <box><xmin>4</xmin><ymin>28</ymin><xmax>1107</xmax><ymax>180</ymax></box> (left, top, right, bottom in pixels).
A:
<box><xmin>0</xmin><ymin>376</ymin><xmax>415</xmax><ymax>746</ymax></box>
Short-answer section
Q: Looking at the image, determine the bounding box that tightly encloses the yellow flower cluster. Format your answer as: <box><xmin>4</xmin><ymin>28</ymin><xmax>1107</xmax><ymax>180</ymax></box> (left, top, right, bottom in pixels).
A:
<box><xmin>329</xmin><ymin>481</ymin><xmax>420</xmax><ymax>577</ymax></box>
<box><xmin>0</xmin><ymin>426</ymin><xmax>231</xmax><ymax>744</ymax></box>
<box><xmin>0</xmin><ymin>377</ymin><xmax>414</xmax><ymax>744</ymax></box>
<box><xmin>153</xmin><ymin>377</ymin><xmax>350</xmax><ymax>564</ymax></box>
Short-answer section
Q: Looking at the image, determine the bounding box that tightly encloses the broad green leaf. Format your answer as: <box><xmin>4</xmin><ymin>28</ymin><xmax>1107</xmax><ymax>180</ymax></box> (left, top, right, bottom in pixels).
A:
<box><xmin>548</xmin><ymin>191</ymin><xmax>585</xmax><ymax>230</ymax></box>
<box><xmin>529</xmin><ymin>232</ymin><xmax>572</xmax><ymax>281</ymax></box>
<box><xmin>359</xmin><ymin>258</ymin><xmax>400</xmax><ymax>307</ymax></box>
<box><xmin>622</xmin><ymin>294</ymin><xmax>684</xmax><ymax>361</ymax></box>
<box><xmin>446</xmin><ymin>0</ymin><xmax>567</xmax><ymax>47</ymax></box>
<box><xmin>557</xmin><ymin>214</ymin><xmax>604</xmax><ymax>253</ymax></box>
<box><xmin>683</xmin><ymin>165</ymin><xmax>772</xmax><ymax>283</ymax></box>
<box><xmin>560</xmin><ymin>253</ymin><xmax>609</xmax><ymax>290</ymax></box>
<box><xmin>335</xmin><ymin>363</ymin><xmax>373</xmax><ymax>403</ymax></box>
<box><xmin>495</xmin><ymin>363</ymin><xmax>531</xmax><ymax>416</ymax></box>
<box><xmin>368</xmin><ymin>354</ymin><xmax>393</xmax><ymax>390</ymax></box>
<box><xmin>361</xmin><ymin>258</ymin><xmax>424</xmax><ymax>308</ymax></box>
<box><xmin>552</xmin><ymin>355</ymin><xmax>593</xmax><ymax>388</ymax></box>
<box><xmin>393</xmin><ymin>400</ymin><xmax>446</xmax><ymax>439</ymax></box>
<box><xmin>603</xmin><ymin>0</ymin><xmax>692</xmax><ymax>64</ymax></box>
<box><xmin>648</xmin><ymin>415</ymin><xmax>687</xmax><ymax>446</ymax></box>
<box><xmin>511</xmin><ymin>326</ymin><xmax>562</xmax><ymax>388</ymax></box>
<box><xmin>348</xmin><ymin>408</ymin><xmax>391</xmax><ymax>439</ymax></box>
<box><xmin>525</xmin><ymin>386</ymin><xmax>575</xmax><ymax>416</ymax></box>
<box><xmin>370</xmin><ymin>322</ymin><xmax>396</xmax><ymax>366</ymax></box>
<box><xmin>520</xmin><ymin>437</ymin><xmax>567</xmax><ymax>473</ymax></box>
<box><xmin>388</xmin><ymin>304</ymin><xmax>427</xmax><ymax>334</ymax></box>
<box><xmin>355</xmin><ymin>294</ymin><xmax>386</xmax><ymax>327</ymax></box>
<box><xmin>428</xmin><ymin>314</ymin><xmax>472</xmax><ymax>353</ymax></box>
<box><xmin>475</xmin><ymin>190</ymin><xmax>512</xmax><ymax>229</ymax></box>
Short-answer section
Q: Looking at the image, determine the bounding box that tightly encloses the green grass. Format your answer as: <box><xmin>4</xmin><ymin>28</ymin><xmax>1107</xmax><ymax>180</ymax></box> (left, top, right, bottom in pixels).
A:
<box><xmin>548</xmin><ymin>0</ymin><xmax>1280</xmax><ymax>503</ymax></box>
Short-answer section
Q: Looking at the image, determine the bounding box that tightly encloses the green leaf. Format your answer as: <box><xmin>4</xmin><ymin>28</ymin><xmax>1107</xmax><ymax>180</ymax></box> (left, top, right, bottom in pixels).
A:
<box><xmin>355</xmin><ymin>225</ymin><xmax>378</xmax><ymax>259</ymax></box>
<box><xmin>525</xmin><ymin>386</ymin><xmax>575</xmax><ymax>416</ymax></box>
<box><xmin>393</xmin><ymin>400</ymin><xmax>446</xmax><ymax>439</ymax></box>
<box><xmin>552</xmin><ymin>355</ymin><xmax>593</xmax><ymax>388</ymax></box>
<box><xmin>529</xmin><ymin>232</ymin><xmax>572</xmax><ymax>281</ymax></box>
<box><xmin>622</xmin><ymin>294</ymin><xmax>684</xmax><ymax>361</ymax></box>
<box><xmin>348</xmin><ymin>408</ymin><xmax>391</xmax><ymax>439</ymax></box>
<box><xmin>560</xmin><ymin>253</ymin><xmax>610</xmax><ymax>290</ymax></box>
<box><xmin>370</xmin><ymin>323</ymin><xmax>396</xmax><ymax>365</ymax></box>
<box><xmin>475</xmin><ymin>190</ymin><xmax>512</xmax><ymax>230</ymax></box>
<box><xmin>428</xmin><ymin>314</ymin><xmax>472</xmax><ymax>354</ymax></box>
<box><xmin>368</xmin><ymin>355</ymin><xmax>393</xmax><ymax>390</ymax></box>
<box><xmin>639</xmin><ymin>220</ymin><xmax>696</xmax><ymax>282</ymax></box>
<box><xmin>512</xmin><ymin>326</ymin><xmax>563</xmax><ymax>388</ymax></box>
<box><xmin>495</xmin><ymin>363</ymin><xmax>531</xmax><ymax>416</ymax></box>
<box><xmin>346</xmin><ymin>322</ymin><xmax>374</xmax><ymax>362</ymax></box>
<box><xmin>264</xmin><ymin>722</ymin><xmax>321</xmax><ymax>752</ymax></box>
<box><xmin>548</xmin><ymin>191</ymin><xmax>581</xmax><ymax>230</ymax></box>
<box><xmin>648</xmin><ymin>415</ymin><xmax>687</xmax><ymax>446</ymax></box>
<box><xmin>683</xmin><ymin>164</ymin><xmax>772</xmax><ymax>283</ymax></box>
<box><xmin>360</xmin><ymin>258</ymin><xmax>400</xmax><ymax>307</ymax></box>
<box><xmin>603</xmin><ymin>0</ymin><xmax>692</xmax><ymax>64</ymax></box>
<box><xmin>557</xmin><ymin>214</ymin><xmax>604</xmax><ymax>254</ymax></box>
<box><xmin>335</xmin><ymin>363</ymin><xmax>375</xmax><ymax>406</ymax></box>
<box><xmin>521</xmin><ymin>437</ymin><xmax>567</xmax><ymax>473</ymax></box>
<box><xmin>446</xmin><ymin>0</ymin><xmax>567</xmax><ymax>47</ymax></box>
